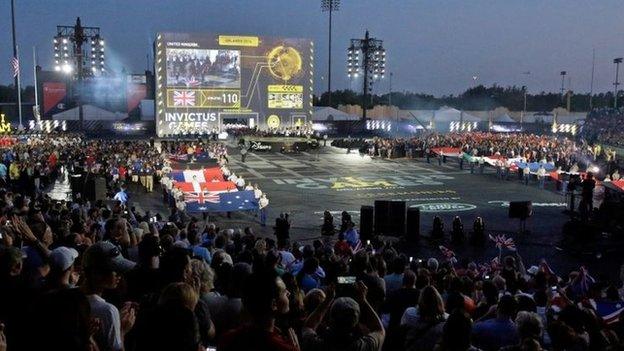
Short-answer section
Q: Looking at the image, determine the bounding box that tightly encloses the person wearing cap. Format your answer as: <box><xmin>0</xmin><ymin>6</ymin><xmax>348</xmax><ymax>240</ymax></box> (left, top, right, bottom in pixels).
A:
<box><xmin>44</xmin><ymin>246</ymin><xmax>79</xmax><ymax>291</ymax></box>
<box><xmin>82</xmin><ymin>241</ymin><xmax>137</xmax><ymax>351</ymax></box>
<box><xmin>302</xmin><ymin>282</ymin><xmax>385</xmax><ymax>351</ymax></box>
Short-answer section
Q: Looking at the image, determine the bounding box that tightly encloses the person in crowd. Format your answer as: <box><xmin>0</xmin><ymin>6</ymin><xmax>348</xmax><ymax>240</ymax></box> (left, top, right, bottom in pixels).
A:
<box><xmin>81</xmin><ymin>241</ymin><xmax>137</xmax><ymax>351</ymax></box>
<box><xmin>219</xmin><ymin>270</ymin><xmax>299</xmax><ymax>351</ymax></box>
<box><xmin>302</xmin><ymin>282</ymin><xmax>385</xmax><ymax>351</ymax></box>
<box><xmin>472</xmin><ymin>294</ymin><xmax>520</xmax><ymax>350</ymax></box>
<box><xmin>255</xmin><ymin>193</ymin><xmax>268</xmax><ymax>227</ymax></box>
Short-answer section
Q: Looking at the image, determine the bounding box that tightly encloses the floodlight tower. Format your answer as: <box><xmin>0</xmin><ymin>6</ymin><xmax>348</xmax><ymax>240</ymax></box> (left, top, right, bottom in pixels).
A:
<box><xmin>321</xmin><ymin>0</ymin><xmax>340</xmax><ymax>107</ymax></box>
<box><xmin>53</xmin><ymin>17</ymin><xmax>104</xmax><ymax>130</ymax></box>
<box><xmin>614</xmin><ymin>58</ymin><xmax>622</xmax><ymax>109</ymax></box>
<box><xmin>347</xmin><ymin>30</ymin><xmax>385</xmax><ymax>120</ymax></box>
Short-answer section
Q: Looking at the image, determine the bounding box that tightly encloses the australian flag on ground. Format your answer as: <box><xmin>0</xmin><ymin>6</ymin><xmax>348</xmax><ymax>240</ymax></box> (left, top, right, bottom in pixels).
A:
<box><xmin>185</xmin><ymin>190</ymin><xmax>258</xmax><ymax>213</ymax></box>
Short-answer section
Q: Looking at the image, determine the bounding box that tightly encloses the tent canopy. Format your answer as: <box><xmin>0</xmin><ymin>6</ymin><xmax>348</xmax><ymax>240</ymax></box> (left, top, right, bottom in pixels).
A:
<box><xmin>52</xmin><ymin>104</ymin><xmax>127</xmax><ymax>121</ymax></box>
<box><xmin>312</xmin><ymin>106</ymin><xmax>359</xmax><ymax>121</ymax></box>
<box><xmin>494</xmin><ymin>113</ymin><xmax>516</xmax><ymax>123</ymax></box>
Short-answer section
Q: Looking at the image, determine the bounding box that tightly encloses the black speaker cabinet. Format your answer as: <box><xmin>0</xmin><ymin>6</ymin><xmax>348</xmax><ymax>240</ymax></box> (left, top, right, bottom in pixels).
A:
<box><xmin>360</xmin><ymin>205</ymin><xmax>374</xmax><ymax>241</ymax></box>
<box><xmin>406</xmin><ymin>206</ymin><xmax>421</xmax><ymax>241</ymax></box>
<box><xmin>375</xmin><ymin>200</ymin><xmax>406</xmax><ymax>236</ymax></box>
<box><xmin>509</xmin><ymin>201</ymin><xmax>533</xmax><ymax>219</ymax></box>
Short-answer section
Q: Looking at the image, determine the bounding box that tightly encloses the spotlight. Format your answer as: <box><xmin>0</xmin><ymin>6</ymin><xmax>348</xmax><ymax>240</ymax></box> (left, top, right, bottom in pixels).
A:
<box><xmin>62</xmin><ymin>64</ymin><xmax>73</xmax><ymax>73</ymax></box>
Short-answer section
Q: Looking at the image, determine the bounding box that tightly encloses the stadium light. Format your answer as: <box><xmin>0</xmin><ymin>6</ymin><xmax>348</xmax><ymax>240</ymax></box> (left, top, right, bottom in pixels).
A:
<box><xmin>62</xmin><ymin>63</ymin><xmax>73</xmax><ymax>73</ymax></box>
<box><xmin>614</xmin><ymin>58</ymin><xmax>622</xmax><ymax>109</ymax></box>
<box><xmin>321</xmin><ymin>0</ymin><xmax>340</xmax><ymax>106</ymax></box>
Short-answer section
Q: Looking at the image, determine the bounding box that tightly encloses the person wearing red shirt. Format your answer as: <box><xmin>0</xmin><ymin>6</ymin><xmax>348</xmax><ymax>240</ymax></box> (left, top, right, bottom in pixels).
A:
<box><xmin>118</xmin><ymin>165</ymin><xmax>127</xmax><ymax>182</ymax></box>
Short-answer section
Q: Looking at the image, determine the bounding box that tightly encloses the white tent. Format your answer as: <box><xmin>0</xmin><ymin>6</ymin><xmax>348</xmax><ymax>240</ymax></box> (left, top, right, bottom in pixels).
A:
<box><xmin>430</xmin><ymin>107</ymin><xmax>480</xmax><ymax>122</ymax></box>
<box><xmin>312</xmin><ymin>106</ymin><xmax>359</xmax><ymax>121</ymax></box>
<box><xmin>494</xmin><ymin>113</ymin><xmax>516</xmax><ymax>123</ymax></box>
<box><xmin>52</xmin><ymin>104</ymin><xmax>127</xmax><ymax>121</ymax></box>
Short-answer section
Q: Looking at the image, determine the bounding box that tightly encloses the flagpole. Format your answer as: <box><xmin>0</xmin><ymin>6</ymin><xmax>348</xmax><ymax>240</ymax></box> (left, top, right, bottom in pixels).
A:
<box><xmin>11</xmin><ymin>0</ymin><xmax>20</xmax><ymax>128</ymax></box>
<box><xmin>33</xmin><ymin>46</ymin><xmax>39</xmax><ymax>109</ymax></box>
<box><xmin>16</xmin><ymin>45</ymin><xmax>23</xmax><ymax>129</ymax></box>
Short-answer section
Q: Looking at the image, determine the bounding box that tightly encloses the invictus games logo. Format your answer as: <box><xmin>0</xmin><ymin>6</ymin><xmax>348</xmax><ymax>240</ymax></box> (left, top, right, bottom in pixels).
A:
<box><xmin>413</xmin><ymin>203</ymin><xmax>477</xmax><ymax>213</ymax></box>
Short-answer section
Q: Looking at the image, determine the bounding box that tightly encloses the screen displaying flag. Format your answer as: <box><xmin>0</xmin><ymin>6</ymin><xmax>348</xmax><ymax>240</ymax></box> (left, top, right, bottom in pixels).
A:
<box><xmin>173</xmin><ymin>90</ymin><xmax>195</xmax><ymax>106</ymax></box>
<box><xmin>11</xmin><ymin>57</ymin><xmax>19</xmax><ymax>78</ymax></box>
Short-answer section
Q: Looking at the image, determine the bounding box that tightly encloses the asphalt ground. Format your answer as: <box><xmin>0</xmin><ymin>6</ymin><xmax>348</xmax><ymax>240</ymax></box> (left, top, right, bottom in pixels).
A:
<box><xmin>122</xmin><ymin>143</ymin><xmax>623</xmax><ymax>278</ymax></box>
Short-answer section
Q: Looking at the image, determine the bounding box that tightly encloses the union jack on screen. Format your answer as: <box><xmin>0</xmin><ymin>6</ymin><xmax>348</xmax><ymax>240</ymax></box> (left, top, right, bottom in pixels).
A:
<box><xmin>173</xmin><ymin>90</ymin><xmax>195</xmax><ymax>107</ymax></box>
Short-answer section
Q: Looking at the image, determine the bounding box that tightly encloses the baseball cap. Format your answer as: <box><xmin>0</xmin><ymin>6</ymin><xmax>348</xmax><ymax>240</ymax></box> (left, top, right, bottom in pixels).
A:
<box><xmin>49</xmin><ymin>246</ymin><xmax>79</xmax><ymax>271</ymax></box>
<box><xmin>330</xmin><ymin>297</ymin><xmax>361</xmax><ymax>329</ymax></box>
<box><xmin>83</xmin><ymin>241</ymin><xmax>136</xmax><ymax>273</ymax></box>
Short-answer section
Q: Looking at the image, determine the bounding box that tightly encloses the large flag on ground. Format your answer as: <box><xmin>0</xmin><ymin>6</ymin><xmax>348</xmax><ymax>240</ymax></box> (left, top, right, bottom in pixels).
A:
<box><xmin>431</xmin><ymin>147</ymin><xmax>462</xmax><ymax>157</ymax></box>
<box><xmin>185</xmin><ymin>190</ymin><xmax>258</xmax><ymax>212</ymax></box>
<box><xmin>513</xmin><ymin>162</ymin><xmax>556</xmax><ymax>173</ymax></box>
<box><xmin>170</xmin><ymin>168</ymin><xmax>225</xmax><ymax>183</ymax></box>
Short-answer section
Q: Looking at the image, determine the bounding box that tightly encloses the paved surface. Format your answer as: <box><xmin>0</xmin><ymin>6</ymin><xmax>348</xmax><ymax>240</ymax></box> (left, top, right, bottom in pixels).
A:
<box><xmin>48</xmin><ymin>144</ymin><xmax>623</xmax><ymax>277</ymax></box>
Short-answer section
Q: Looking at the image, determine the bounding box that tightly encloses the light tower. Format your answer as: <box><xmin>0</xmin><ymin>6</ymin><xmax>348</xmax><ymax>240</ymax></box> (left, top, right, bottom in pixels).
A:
<box><xmin>53</xmin><ymin>17</ymin><xmax>104</xmax><ymax>130</ymax></box>
<box><xmin>347</xmin><ymin>30</ymin><xmax>385</xmax><ymax>120</ymax></box>
<box><xmin>614</xmin><ymin>58</ymin><xmax>622</xmax><ymax>109</ymax></box>
<box><xmin>321</xmin><ymin>0</ymin><xmax>340</xmax><ymax>107</ymax></box>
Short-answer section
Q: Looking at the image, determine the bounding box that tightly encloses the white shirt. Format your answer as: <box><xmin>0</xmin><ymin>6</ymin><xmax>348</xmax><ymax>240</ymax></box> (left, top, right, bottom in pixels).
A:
<box><xmin>88</xmin><ymin>294</ymin><xmax>123</xmax><ymax>351</ymax></box>
<box><xmin>245</xmin><ymin>185</ymin><xmax>254</xmax><ymax>191</ymax></box>
<box><xmin>259</xmin><ymin>196</ymin><xmax>269</xmax><ymax>209</ymax></box>
<box><xmin>254</xmin><ymin>189</ymin><xmax>262</xmax><ymax>199</ymax></box>
<box><xmin>236</xmin><ymin>178</ymin><xmax>245</xmax><ymax>188</ymax></box>
<box><xmin>537</xmin><ymin>168</ymin><xmax>546</xmax><ymax>177</ymax></box>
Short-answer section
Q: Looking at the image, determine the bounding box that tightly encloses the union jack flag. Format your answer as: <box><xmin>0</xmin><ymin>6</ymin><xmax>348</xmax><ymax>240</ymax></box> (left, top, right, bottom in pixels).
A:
<box><xmin>489</xmin><ymin>234</ymin><xmax>516</xmax><ymax>250</ymax></box>
<box><xmin>184</xmin><ymin>191</ymin><xmax>220</xmax><ymax>204</ymax></box>
<box><xmin>173</xmin><ymin>90</ymin><xmax>195</xmax><ymax>107</ymax></box>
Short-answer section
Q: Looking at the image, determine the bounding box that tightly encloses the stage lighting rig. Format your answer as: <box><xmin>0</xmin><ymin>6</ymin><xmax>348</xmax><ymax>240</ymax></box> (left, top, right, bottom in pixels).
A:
<box><xmin>347</xmin><ymin>30</ymin><xmax>385</xmax><ymax>120</ymax></box>
<box><xmin>53</xmin><ymin>17</ymin><xmax>105</xmax><ymax>78</ymax></box>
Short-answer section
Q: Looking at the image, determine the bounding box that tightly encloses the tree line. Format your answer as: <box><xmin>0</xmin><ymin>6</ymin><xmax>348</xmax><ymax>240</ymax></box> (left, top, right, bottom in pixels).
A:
<box><xmin>0</xmin><ymin>83</ymin><xmax>620</xmax><ymax>112</ymax></box>
<box><xmin>315</xmin><ymin>85</ymin><xmax>622</xmax><ymax>112</ymax></box>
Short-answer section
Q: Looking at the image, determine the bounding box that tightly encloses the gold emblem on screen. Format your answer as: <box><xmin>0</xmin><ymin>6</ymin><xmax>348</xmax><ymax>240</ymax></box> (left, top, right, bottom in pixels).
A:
<box><xmin>267</xmin><ymin>46</ymin><xmax>302</xmax><ymax>81</ymax></box>
<box><xmin>267</xmin><ymin>114</ymin><xmax>281</xmax><ymax>128</ymax></box>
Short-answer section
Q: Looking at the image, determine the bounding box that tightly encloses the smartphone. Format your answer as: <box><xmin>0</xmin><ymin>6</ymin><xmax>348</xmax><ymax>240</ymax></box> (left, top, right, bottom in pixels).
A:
<box><xmin>337</xmin><ymin>276</ymin><xmax>356</xmax><ymax>284</ymax></box>
<box><xmin>417</xmin><ymin>259</ymin><xmax>423</xmax><ymax>263</ymax></box>
<box><xmin>485</xmin><ymin>275</ymin><xmax>491</xmax><ymax>280</ymax></box>
<box><xmin>551</xmin><ymin>286</ymin><xmax>557</xmax><ymax>291</ymax></box>
<box><xmin>409</xmin><ymin>256</ymin><xmax>413</xmax><ymax>262</ymax></box>
<box><xmin>206</xmin><ymin>348</ymin><xmax>217</xmax><ymax>351</ymax></box>
<box><xmin>366</xmin><ymin>240</ymin><xmax>371</xmax><ymax>246</ymax></box>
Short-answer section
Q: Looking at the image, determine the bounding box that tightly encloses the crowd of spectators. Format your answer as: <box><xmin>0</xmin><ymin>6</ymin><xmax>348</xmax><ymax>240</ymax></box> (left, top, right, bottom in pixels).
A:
<box><xmin>342</xmin><ymin>132</ymin><xmax>606</xmax><ymax>174</ymax></box>
<box><xmin>1</xmin><ymin>134</ymin><xmax>624</xmax><ymax>351</ymax></box>
<box><xmin>583</xmin><ymin>108</ymin><xmax>624</xmax><ymax>147</ymax></box>
<box><xmin>1</xmin><ymin>190</ymin><xmax>624</xmax><ymax>351</ymax></box>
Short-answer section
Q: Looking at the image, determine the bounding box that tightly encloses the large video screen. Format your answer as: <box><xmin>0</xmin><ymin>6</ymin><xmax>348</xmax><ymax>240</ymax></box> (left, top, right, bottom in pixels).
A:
<box><xmin>155</xmin><ymin>33</ymin><xmax>313</xmax><ymax>136</ymax></box>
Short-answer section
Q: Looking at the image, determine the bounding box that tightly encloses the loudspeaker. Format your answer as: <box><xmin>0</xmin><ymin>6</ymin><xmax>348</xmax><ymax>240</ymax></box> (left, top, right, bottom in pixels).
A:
<box><xmin>375</xmin><ymin>200</ymin><xmax>406</xmax><ymax>236</ymax></box>
<box><xmin>406</xmin><ymin>206</ymin><xmax>420</xmax><ymax>242</ymax></box>
<box><xmin>360</xmin><ymin>205</ymin><xmax>374</xmax><ymax>241</ymax></box>
<box><xmin>509</xmin><ymin>201</ymin><xmax>533</xmax><ymax>219</ymax></box>
<box><xmin>389</xmin><ymin>201</ymin><xmax>406</xmax><ymax>236</ymax></box>
<box><xmin>374</xmin><ymin>200</ymin><xmax>390</xmax><ymax>236</ymax></box>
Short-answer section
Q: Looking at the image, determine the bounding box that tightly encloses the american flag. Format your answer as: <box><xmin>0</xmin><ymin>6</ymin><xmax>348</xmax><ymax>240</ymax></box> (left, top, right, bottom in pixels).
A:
<box><xmin>10</xmin><ymin>57</ymin><xmax>19</xmax><ymax>78</ymax></box>
<box><xmin>489</xmin><ymin>234</ymin><xmax>516</xmax><ymax>250</ymax></box>
<box><xmin>173</xmin><ymin>90</ymin><xmax>195</xmax><ymax>107</ymax></box>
